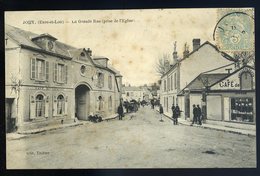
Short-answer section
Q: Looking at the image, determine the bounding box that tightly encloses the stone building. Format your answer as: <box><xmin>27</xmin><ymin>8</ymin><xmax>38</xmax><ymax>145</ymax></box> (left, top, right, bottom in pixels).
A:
<box><xmin>5</xmin><ymin>25</ymin><xmax>122</xmax><ymax>133</ymax></box>
<box><xmin>160</xmin><ymin>39</ymin><xmax>236</xmax><ymax>118</ymax></box>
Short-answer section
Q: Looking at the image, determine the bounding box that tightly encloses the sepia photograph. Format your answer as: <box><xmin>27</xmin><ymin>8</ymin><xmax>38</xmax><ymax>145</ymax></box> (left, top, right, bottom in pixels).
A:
<box><xmin>4</xmin><ymin>8</ymin><xmax>256</xmax><ymax>169</ymax></box>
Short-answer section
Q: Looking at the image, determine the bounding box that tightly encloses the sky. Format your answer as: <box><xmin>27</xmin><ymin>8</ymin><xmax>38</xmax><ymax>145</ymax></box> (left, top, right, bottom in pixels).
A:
<box><xmin>5</xmin><ymin>9</ymin><xmax>219</xmax><ymax>86</ymax></box>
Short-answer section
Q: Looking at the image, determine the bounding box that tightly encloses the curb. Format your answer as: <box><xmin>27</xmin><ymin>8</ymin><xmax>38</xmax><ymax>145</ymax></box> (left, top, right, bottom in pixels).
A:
<box><xmin>160</xmin><ymin>110</ymin><xmax>256</xmax><ymax>137</ymax></box>
<box><xmin>17</xmin><ymin>122</ymin><xmax>84</xmax><ymax>135</ymax></box>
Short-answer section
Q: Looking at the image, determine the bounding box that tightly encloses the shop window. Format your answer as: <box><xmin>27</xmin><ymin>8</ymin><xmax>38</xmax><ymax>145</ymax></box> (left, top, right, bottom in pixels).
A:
<box><xmin>240</xmin><ymin>72</ymin><xmax>253</xmax><ymax>90</ymax></box>
<box><xmin>230</xmin><ymin>97</ymin><xmax>254</xmax><ymax>123</ymax></box>
<box><xmin>57</xmin><ymin>95</ymin><xmax>65</xmax><ymax>115</ymax></box>
<box><xmin>36</xmin><ymin>94</ymin><xmax>45</xmax><ymax>117</ymax></box>
<box><xmin>31</xmin><ymin>58</ymin><xmax>49</xmax><ymax>81</ymax></box>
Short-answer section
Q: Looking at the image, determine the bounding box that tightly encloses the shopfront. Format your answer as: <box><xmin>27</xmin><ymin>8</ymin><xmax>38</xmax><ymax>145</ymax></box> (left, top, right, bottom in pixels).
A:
<box><xmin>208</xmin><ymin>65</ymin><xmax>255</xmax><ymax>125</ymax></box>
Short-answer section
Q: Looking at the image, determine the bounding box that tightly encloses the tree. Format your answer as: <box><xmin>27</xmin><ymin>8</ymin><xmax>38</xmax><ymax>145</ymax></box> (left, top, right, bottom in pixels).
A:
<box><xmin>233</xmin><ymin>51</ymin><xmax>255</xmax><ymax>68</ymax></box>
<box><xmin>155</xmin><ymin>54</ymin><xmax>171</xmax><ymax>76</ymax></box>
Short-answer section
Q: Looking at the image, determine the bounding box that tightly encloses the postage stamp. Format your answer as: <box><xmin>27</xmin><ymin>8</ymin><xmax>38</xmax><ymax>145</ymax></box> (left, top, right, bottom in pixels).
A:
<box><xmin>214</xmin><ymin>8</ymin><xmax>254</xmax><ymax>52</ymax></box>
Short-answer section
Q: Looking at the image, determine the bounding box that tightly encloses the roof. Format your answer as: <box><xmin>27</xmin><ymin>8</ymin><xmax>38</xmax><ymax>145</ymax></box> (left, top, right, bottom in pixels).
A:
<box><xmin>209</xmin><ymin>65</ymin><xmax>255</xmax><ymax>88</ymax></box>
<box><xmin>5</xmin><ymin>24</ymin><xmax>122</xmax><ymax>76</ymax></box>
<box><xmin>161</xmin><ymin>41</ymin><xmax>236</xmax><ymax>78</ymax></box>
<box><xmin>5</xmin><ymin>24</ymin><xmax>76</xmax><ymax>58</ymax></box>
<box><xmin>178</xmin><ymin>64</ymin><xmax>255</xmax><ymax>95</ymax></box>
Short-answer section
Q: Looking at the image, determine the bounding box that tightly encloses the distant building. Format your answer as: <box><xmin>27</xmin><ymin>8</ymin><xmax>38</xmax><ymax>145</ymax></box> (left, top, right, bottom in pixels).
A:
<box><xmin>122</xmin><ymin>86</ymin><xmax>144</xmax><ymax>102</ymax></box>
<box><xmin>5</xmin><ymin>25</ymin><xmax>122</xmax><ymax>133</ymax></box>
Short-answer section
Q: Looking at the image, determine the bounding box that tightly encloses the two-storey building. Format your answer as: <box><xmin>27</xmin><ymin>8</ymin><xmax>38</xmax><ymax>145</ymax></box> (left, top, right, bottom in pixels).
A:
<box><xmin>5</xmin><ymin>25</ymin><xmax>122</xmax><ymax>132</ymax></box>
<box><xmin>160</xmin><ymin>39</ymin><xmax>236</xmax><ymax>118</ymax></box>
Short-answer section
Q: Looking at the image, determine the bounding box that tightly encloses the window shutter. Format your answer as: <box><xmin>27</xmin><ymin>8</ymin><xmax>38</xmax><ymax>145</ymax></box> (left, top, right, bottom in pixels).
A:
<box><xmin>30</xmin><ymin>95</ymin><xmax>36</xmax><ymax>119</ymax></box>
<box><xmin>53</xmin><ymin>96</ymin><xmax>57</xmax><ymax>116</ymax></box>
<box><xmin>64</xmin><ymin>96</ymin><xmax>68</xmax><ymax>115</ymax></box>
<box><xmin>54</xmin><ymin>63</ymin><xmax>57</xmax><ymax>82</ymax></box>
<box><xmin>31</xmin><ymin>58</ymin><xmax>36</xmax><ymax>80</ymax></box>
<box><xmin>45</xmin><ymin>96</ymin><xmax>49</xmax><ymax>118</ymax></box>
<box><xmin>45</xmin><ymin>61</ymin><xmax>49</xmax><ymax>81</ymax></box>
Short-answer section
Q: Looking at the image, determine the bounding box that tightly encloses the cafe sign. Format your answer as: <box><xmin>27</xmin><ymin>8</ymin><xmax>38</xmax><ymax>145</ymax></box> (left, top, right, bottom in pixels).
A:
<box><xmin>218</xmin><ymin>79</ymin><xmax>240</xmax><ymax>88</ymax></box>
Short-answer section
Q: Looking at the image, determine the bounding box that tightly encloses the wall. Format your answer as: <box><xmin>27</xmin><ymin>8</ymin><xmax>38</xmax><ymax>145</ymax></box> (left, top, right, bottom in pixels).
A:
<box><xmin>180</xmin><ymin>44</ymin><xmax>234</xmax><ymax>90</ymax></box>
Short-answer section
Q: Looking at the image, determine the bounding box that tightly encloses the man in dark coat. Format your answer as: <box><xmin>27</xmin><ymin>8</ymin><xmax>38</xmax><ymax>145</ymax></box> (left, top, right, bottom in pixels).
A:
<box><xmin>159</xmin><ymin>104</ymin><xmax>164</xmax><ymax>121</ymax></box>
<box><xmin>171</xmin><ymin>104</ymin><xmax>177</xmax><ymax>125</ymax></box>
<box><xmin>175</xmin><ymin>104</ymin><xmax>180</xmax><ymax>125</ymax></box>
<box><xmin>197</xmin><ymin>104</ymin><xmax>202</xmax><ymax>125</ymax></box>
<box><xmin>191</xmin><ymin>104</ymin><xmax>197</xmax><ymax>125</ymax></box>
<box><xmin>117</xmin><ymin>104</ymin><xmax>124</xmax><ymax>120</ymax></box>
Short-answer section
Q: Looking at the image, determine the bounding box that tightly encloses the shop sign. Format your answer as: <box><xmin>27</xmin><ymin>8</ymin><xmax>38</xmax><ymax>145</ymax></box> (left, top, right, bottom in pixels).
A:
<box><xmin>219</xmin><ymin>79</ymin><xmax>239</xmax><ymax>88</ymax></box>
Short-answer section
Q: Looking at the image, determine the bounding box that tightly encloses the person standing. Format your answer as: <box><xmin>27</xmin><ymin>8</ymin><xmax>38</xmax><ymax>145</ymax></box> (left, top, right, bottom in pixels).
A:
<box><xmin>191</xmin><ymin>104</ymin><xmax>197</xmax><ymax>125</ymax></box>
<box><xmin>197</xmin><ymin>104</ymin><xmax>202</xmax><ymax>125</ymax></box>
<box><xmin>175</xmin><ymin>104</ymin><xmax>180</xmax><ymax>125</ymax></box>
<box><xmin>159</xmin><ymin>104</ymin><xmax>164</xmax><ymax>121</ymax></box>
<box><xmin>171</xmin><ymin>104</ymin><xmax>176</xmax><ymax>125</ymax></box>
<box><xmin>117</xmin><ymin>103</ymin><xmax>124</xmax><ymax>120</ymax></box>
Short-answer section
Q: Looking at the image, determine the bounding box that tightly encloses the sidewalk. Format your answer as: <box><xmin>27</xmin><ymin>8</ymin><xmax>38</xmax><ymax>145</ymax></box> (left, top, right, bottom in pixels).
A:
<box><xmin>156</xmin><ymin>108</ymin><xmax>256</xmax><ymax>137</ymax></box>
<box><xmin>7</xmin><ymin>114</ymin><xmax>119</xmax><ymax>140</ymax></box>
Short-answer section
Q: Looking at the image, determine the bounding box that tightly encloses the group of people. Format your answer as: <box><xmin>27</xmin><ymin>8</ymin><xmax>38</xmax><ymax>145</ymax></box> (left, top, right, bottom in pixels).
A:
<box><xmin>159</xmin><ymin>104</ymin><xmax>181</xmax><ymax>125</ymax></box>
<box><xmin>191</xmin><ymin>104</ymin><xmax>202</xmax><ymax>125</ymax></box>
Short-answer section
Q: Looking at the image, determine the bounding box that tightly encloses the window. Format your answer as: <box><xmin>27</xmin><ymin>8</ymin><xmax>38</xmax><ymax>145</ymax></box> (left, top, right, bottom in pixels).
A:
<box><xmin>97</xmin><ymin>72</ymin><xmax>104</xmax><ymax>88</ymax></box>
<box><xmin>167</xmin><ymin>77</ymin><xmax>170</xmax><ymax>91</ymax></box>
<box><xmin>171</xmin><ymin>75</ymin><xmax>173</xmax><ymax>90</ymax></box>
<box><xmin>230</xmin><ymin>97</ymin><xmax>254</xmax><ymax>123</ymax></box>
<box><xmin>98</xmin><ymin>96</ymin><xmax>104</xmax><ymax>111</ymax></box>
<box><xmin>164</xmin><ymin>80</ymin><xmax>166</xmax><ymax>92</ymax></box>
<box><xmin>36</xmin><ymin>94</ymin><xmax>45</xmax><ymax>117</ymax></box>
<box><xmin>54</xmin><ymin>63</ymin><xmax>67</xmax><ymax>83</ymax></box>
<box><xmin>126</xmin><ymin>92</ymin><xmax>129</xmax><ymax>96</ymax></box>
<box><xmin>108</xmin><ymin>75</ymin><xmax>112</xmax><ymax>89</ymax></box>
<box><xmin>240</xmin><ymin>72</ymin><xmax>253</xmax><ymax>90</ymax></box>
<box><xmin>57</xmin><ymin>95</ymin><xmax>65</xmax><ymax>115</ymax></box>
<box><xmin>174</xmin><ymin>73</ymin><xmax>177</xmax><ymax>89</ymax></box>
<box><xmin>31</xmin><ymin>58</ymin><xmax>49</xmax><ymax>81</ymax></box>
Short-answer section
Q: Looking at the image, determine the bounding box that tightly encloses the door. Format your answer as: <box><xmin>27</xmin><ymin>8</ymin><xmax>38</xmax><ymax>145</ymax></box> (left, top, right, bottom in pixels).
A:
<box><xmin>5</xmin><ymin>98</ymin><xmax>15</xmax><ymax>133</ymax></box>
<box><xmin>75</xmin><ymin>85</ymin><xmax>90</xmax><ymax>120</ymax></box>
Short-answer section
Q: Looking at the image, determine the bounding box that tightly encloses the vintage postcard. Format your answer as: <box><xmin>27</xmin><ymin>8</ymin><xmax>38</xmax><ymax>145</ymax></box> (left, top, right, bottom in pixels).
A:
<box><xmin>5</xmin><ymin>8</ymin><xmax>255</xmax><ymax>169</ymax></box>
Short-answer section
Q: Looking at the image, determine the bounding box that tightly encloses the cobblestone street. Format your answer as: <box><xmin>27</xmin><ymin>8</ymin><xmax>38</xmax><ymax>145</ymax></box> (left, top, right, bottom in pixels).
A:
<box><xmin>6</xmin><ymin>106</ymin><xmax>256</xmax><ymax>169</ymax></box>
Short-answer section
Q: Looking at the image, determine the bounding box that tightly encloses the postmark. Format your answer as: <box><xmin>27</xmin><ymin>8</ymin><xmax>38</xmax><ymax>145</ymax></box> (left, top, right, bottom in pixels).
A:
<box><xmin>213</xmin><ymin>8</ymin><xmax>254</xmax><ymax>52</ymax></box>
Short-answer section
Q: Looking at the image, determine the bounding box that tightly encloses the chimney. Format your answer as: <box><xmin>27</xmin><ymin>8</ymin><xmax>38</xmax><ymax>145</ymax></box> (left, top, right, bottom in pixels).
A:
<box><xmin>86</xmin><ymin>48</ymin><xmax>92</xmax><ymax>56</ymax></box>
<box><xmin>192</xmin><ymin>39</ymin><xmax>200</xmax><ymax>51</ymax></box>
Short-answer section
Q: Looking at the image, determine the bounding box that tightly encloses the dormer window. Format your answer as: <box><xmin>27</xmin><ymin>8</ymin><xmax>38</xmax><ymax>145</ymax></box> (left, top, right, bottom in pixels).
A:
<box><xmin>31</xmin><ymin>33</ymin><xmax>57</xmax><ymax>52</ymax></box>
<box><xmin>47</xmin><ymin>41</ymin><xmax>54</xmax><ymax>51</ymax></box>
<box><xmin>80</xmin><ymin>52</ymin><xmax>85</xmax><ymax>57</ymax></box>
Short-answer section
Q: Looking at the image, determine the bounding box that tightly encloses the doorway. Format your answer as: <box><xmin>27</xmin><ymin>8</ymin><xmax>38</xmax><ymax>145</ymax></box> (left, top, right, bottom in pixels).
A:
<box><xmin>5</xmin><ymin>98</ymin><xmax>16</xmax><ymax>133</ymax></box>
<box><xmin>75</xmin><ymin>84</ymin><xmax>90</xmax><ymax>120</ymax></box>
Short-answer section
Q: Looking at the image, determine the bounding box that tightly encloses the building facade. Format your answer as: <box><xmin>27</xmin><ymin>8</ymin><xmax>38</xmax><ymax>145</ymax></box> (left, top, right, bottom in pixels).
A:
<box><xmin>122</xmin><ymin>86</ymin><xmax>145</xmax><ymax>102</ymax></box>
<box><xmin>160</xmin><ymin>39</ymin><xmax>236</xmax><ymax>117</ymax></box>
<box><xmin>5</xmin><ymin>25</ymin><xmax>122</xmax><ymax>133</ymax></box>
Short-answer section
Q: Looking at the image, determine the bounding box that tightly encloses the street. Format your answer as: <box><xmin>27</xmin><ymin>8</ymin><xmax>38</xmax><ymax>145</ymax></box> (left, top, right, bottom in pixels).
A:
<box><xmin>6</xmin><ymin>106</ymin><xmax>256</xmax><ymax>169</ymax></box>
